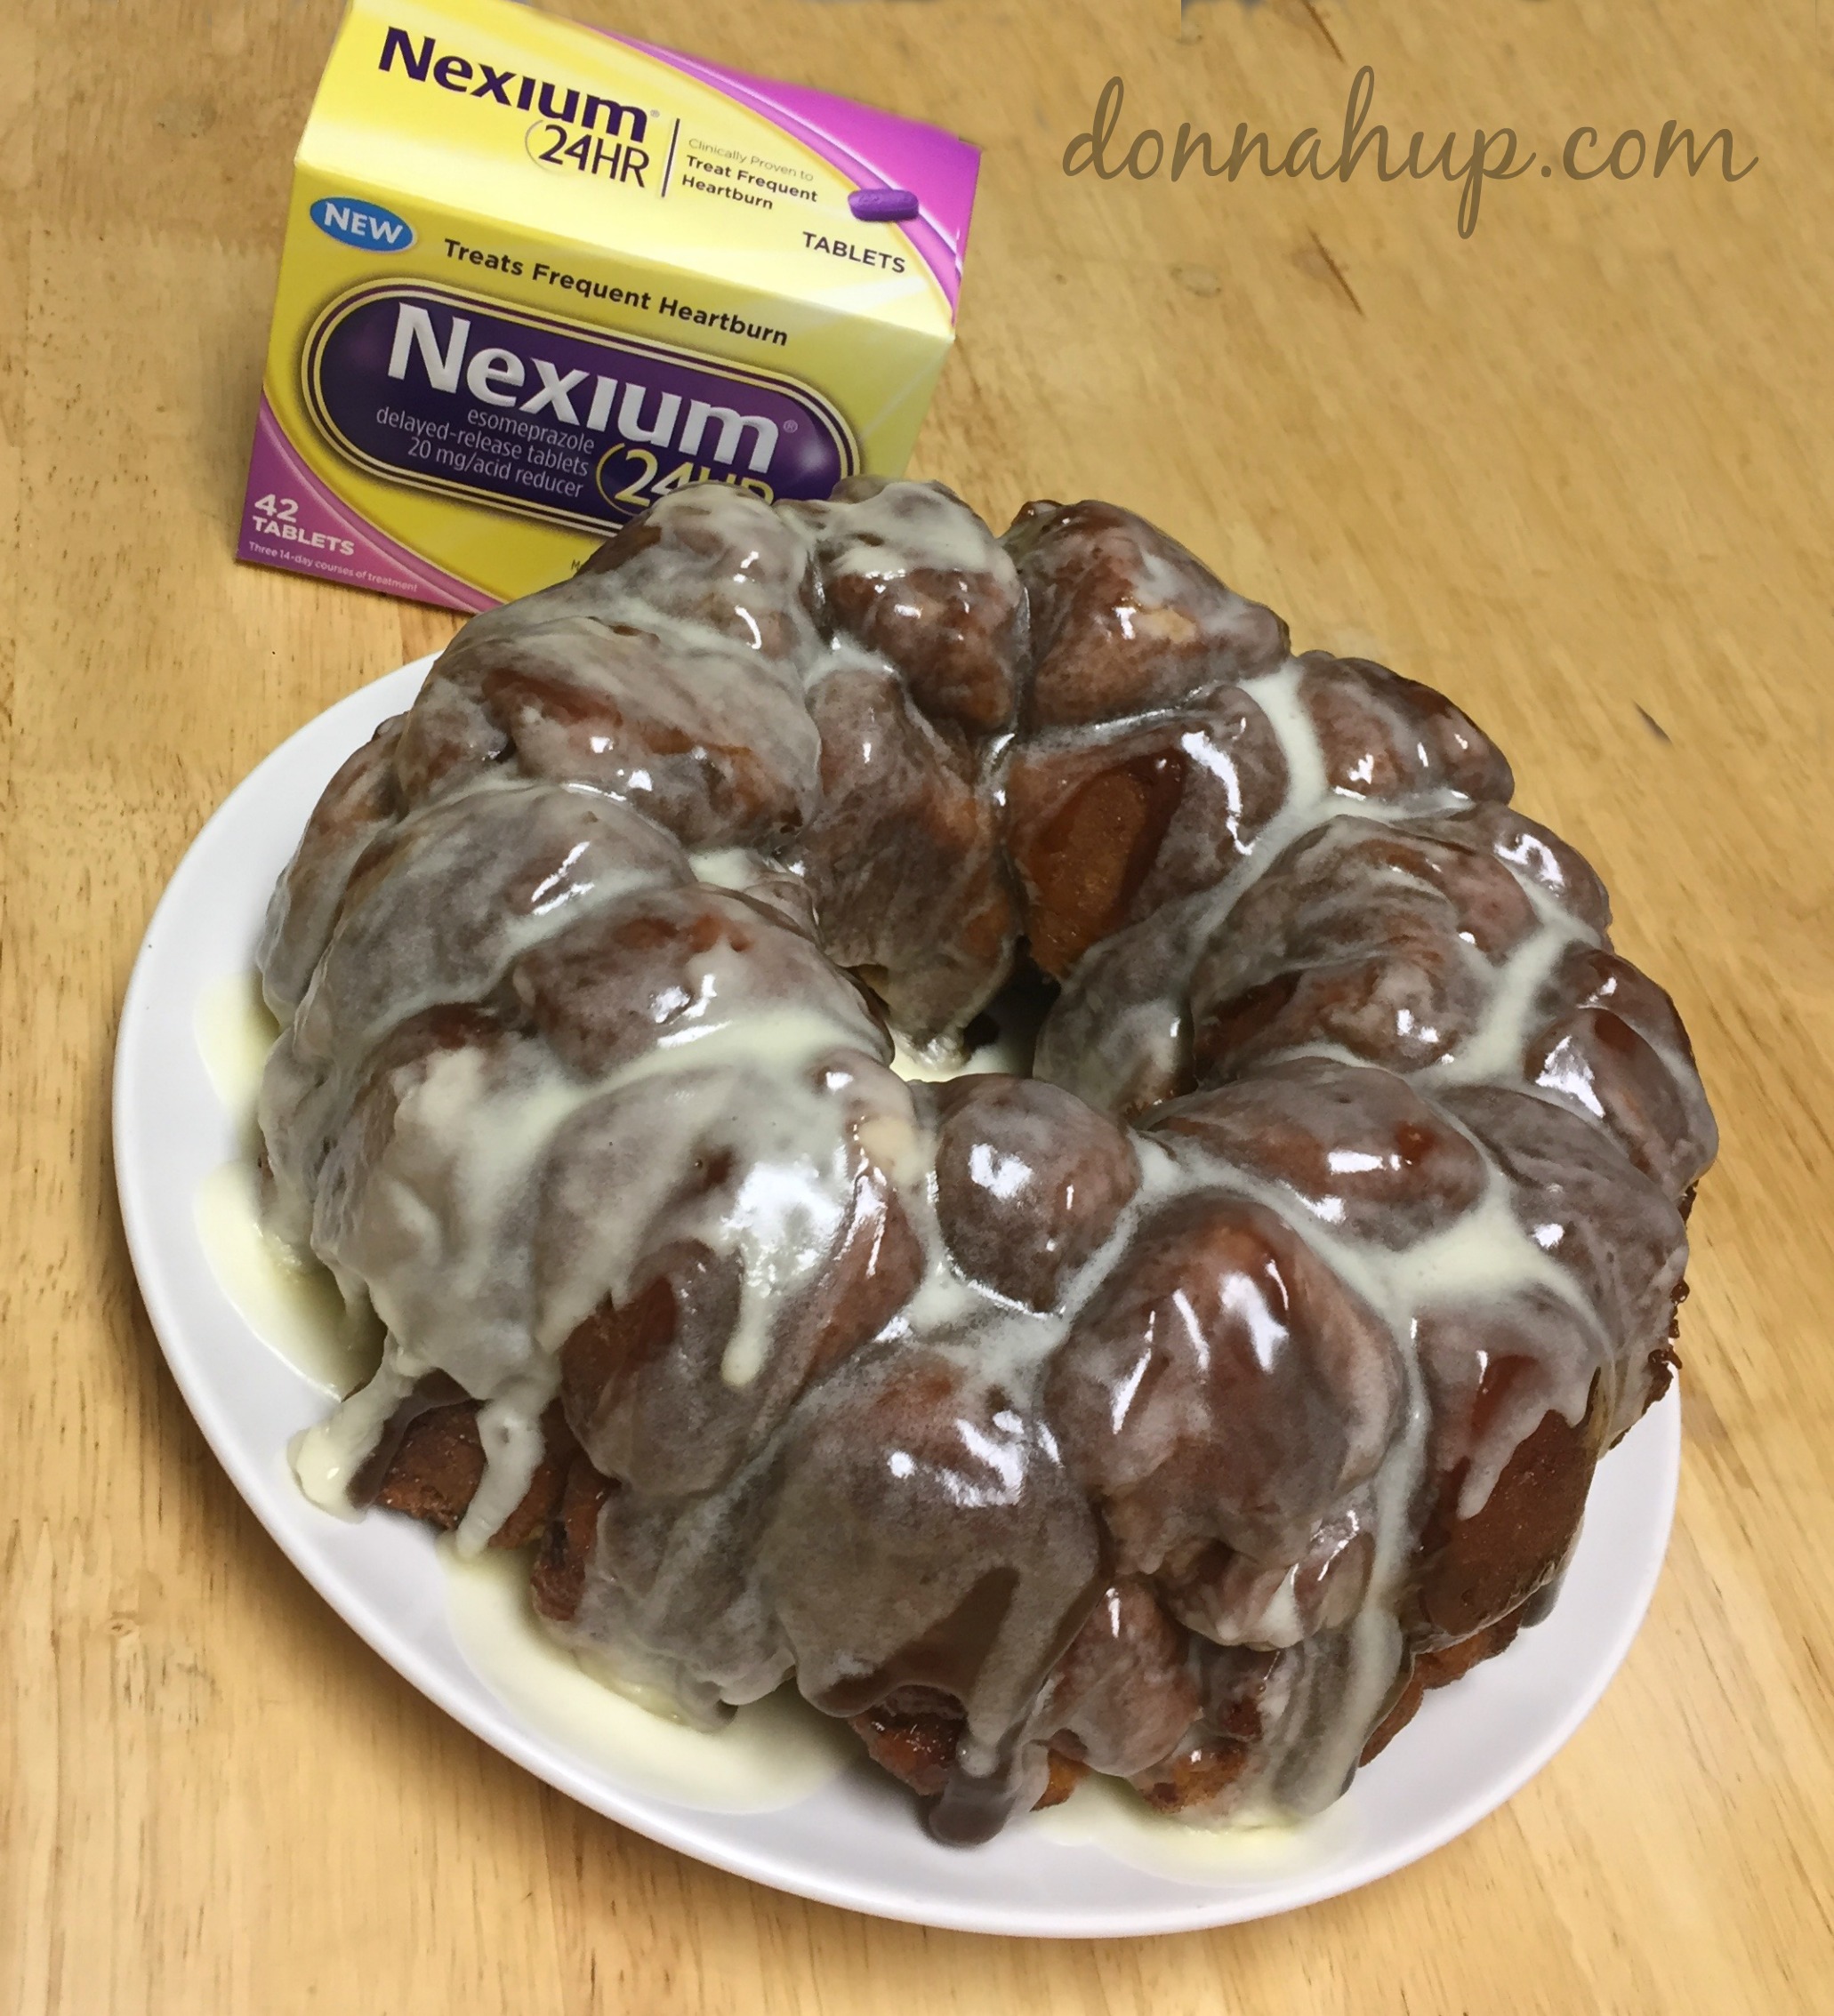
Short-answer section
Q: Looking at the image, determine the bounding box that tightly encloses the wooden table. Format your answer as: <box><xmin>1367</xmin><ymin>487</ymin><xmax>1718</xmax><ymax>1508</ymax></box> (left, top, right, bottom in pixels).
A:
<box><xmin>5</xmin><ymin>0</ymin><xmax>1830</xmax><ymax>2007</ymax></box>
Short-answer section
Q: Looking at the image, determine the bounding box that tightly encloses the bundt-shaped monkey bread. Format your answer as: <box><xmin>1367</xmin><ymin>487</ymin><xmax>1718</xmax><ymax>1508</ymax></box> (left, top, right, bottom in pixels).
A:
<box><xmin>257</xmin><ymin>479</ymin><xmax>1715</xmax><ymax>1843</ymax></box>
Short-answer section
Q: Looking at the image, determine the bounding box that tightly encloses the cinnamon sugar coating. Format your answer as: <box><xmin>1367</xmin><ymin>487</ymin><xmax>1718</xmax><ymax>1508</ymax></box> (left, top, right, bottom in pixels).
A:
<box><xmin>1148</xmin><ymin>1056</ymin><xmax>1486</xmax><ymax>1249</ymax></box>
<box><xmin>790</xmin><ymin>477</ymin><xmax>1026</xmax><ymax>735</ymax></box>
<box><xmin>784</xmin><ymin>655</ymin><xmax>1017</xmax><ymax>1039</ymax></box>
<box><xmin>258</xmin><ymin>716</ymin><xmax>405</xmax><ymax>1016</ymax></box>
<box><xmin>1295</xmin><ymin>652</ymin><xmax>1515</xmax><ymax>805</ymax></box>
<box><xmin>1187</xmin><ymin>807</ymin><xmax>1599</xmax><ymax>1082</ymax></box>
<box><xmin>1524</xmin><ymin>944</ymin><xmax>1717</xmax><ymax>1201</ymax></box>
<box><xmin>543</xmin><ymin>1050</ymin><xmax>924</xmax><ymax>1498</ymax></box>
<box><xmin>1003</xmin><ymin>686</ymin><xmax>1288</xmax><ymax>976</ymax></box>
<box><xmin>1006</xmin><ymin>500</ymin><xmax>1287</xmax><ymax>728</ymax></box>
<box><xmin>930</xmin><ymin>1074</ymin><xmax>1140</xmax><ymax>1310</ymax></box>
<box><xmin>1046</xmin><ymin>1193</ymin><xmax>1403</xmax><ymax>1572</ymax></box>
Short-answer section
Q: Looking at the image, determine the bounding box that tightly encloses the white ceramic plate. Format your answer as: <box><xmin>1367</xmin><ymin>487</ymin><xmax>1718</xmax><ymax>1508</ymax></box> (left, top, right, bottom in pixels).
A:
<box><xmin>113</xmin><ymin>658</ymin><xmax>1682</xmax><ymax>1939</ymax></box>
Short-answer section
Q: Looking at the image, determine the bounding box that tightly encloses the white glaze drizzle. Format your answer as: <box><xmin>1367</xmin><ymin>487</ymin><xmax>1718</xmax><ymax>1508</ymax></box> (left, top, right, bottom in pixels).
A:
<box><xmin>252</xmin><ymin>481</ymin><xmax>1697</xmax><ymax>1835</ymax></box>
<box><xmin>1425</xmin><ymin>876</ymin><xmax>1595</xmax><ymax>1088</ymax></box>
<box><xmin>194</xmin><ymin>1161</ymin><xmax>381</xmax><ymax>1395</ymax></box>
<box><xmin>1231</xmin><ymin>657</ymin><xmax>1479</xmax><ymax>893</ymax></box>
<box><xmin>688</xmin><ymin>845</ymin><xmax>765</xmax><ymax>891</ymax></box>
<box><xmin>454</xmin><ymin>1367</ymin><xmax>561</xmax><ymax>1557</ymax></box>
<box><xmin>291</xmin><ymin>1335</ymin><xmax>426</xmax><ymax>1516</ymax></box>
<box><xmin>1006</xmin><ymin>652</ymin><xmax>1626</xmax><ymax>1813</ymax></box>
<box><xmin>809</xmin><ymin>479</ymin><xmax>1013</xmax><ymax>582</ymax></box>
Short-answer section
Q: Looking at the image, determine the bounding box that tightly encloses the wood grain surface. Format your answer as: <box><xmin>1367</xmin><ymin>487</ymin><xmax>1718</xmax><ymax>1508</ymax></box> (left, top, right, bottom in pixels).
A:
<box><xmin>4</xmin><ymin>0</ymin><xmax>1830</xmax><ymax>2008</ymax></box>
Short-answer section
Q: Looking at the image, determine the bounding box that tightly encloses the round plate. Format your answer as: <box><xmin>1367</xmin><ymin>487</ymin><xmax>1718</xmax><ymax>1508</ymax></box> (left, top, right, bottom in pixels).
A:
<box><xmin>113</xmin><ymin>659</ymin><xmax>1682</xmax><ymax>1939</ymax></box>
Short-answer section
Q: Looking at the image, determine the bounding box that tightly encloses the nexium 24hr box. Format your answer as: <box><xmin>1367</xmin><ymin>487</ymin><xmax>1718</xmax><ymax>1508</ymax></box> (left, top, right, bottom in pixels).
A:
<box><xmin>239</xmin><ymin>0</ymin><xmax>980</xmax><ymax>610</ymax></box>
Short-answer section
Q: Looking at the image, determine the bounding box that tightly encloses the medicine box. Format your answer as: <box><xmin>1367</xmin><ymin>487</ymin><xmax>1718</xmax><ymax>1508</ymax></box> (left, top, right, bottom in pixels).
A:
<box><xmin>239</xmin><ymin>0</ymin><xmax>980</xmax><ymax>608</ymax></box>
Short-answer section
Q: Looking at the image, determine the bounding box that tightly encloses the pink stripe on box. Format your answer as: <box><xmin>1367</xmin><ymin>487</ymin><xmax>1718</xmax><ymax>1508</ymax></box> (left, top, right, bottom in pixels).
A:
<box><xmin>237</xmin><ymin>398</ymin><xmax>496</xmax><ymax>614</ymax></box>
<box><xmin>616</xmin><ymin>36</ymin><xmax>980</xmax><ymax>311</ymax></box>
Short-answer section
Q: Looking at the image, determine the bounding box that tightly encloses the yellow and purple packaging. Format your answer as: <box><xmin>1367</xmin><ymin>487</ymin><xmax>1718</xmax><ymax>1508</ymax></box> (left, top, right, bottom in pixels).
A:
<box><xmin>239</xmin><ymin>0</ymin><xmax>980</xmax><ymax>610</ymax></box>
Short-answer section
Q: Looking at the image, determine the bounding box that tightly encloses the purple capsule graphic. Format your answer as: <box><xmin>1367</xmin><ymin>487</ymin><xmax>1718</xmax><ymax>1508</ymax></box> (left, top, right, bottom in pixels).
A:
<box><xmin>849</xmin><ymin>186</ymin><xmax>921</xmax><ymax>223</ymax></box>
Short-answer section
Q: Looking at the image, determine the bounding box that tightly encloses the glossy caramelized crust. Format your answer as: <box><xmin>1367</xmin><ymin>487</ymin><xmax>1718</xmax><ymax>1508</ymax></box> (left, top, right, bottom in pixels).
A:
<box><xmin>259</xmin><ymin>478</ymin><xmax>1715</xmax><ymax>1843</ymax></box>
